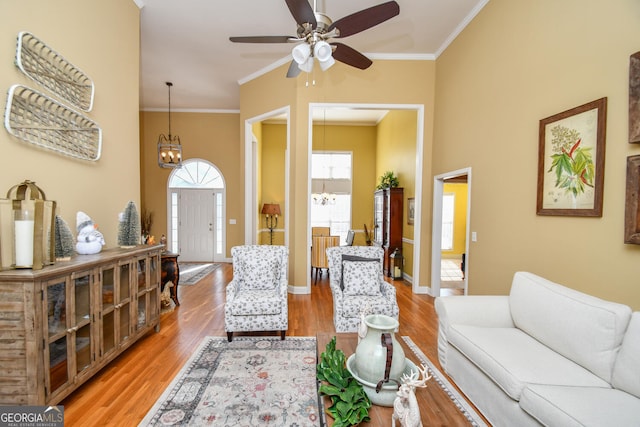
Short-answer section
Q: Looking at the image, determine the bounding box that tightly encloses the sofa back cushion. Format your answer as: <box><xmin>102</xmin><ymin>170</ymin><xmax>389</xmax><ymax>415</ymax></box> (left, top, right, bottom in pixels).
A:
<box><xmin>231</xmin><ymin>245</ymin><xmax>286</xmax><ymax>290</ymax></box>
<box><xmin>509</xmin><ymin>272</ymin><xmax>632</xmax><ymax>383</ymax></box>
<box><xmin>612</xmin><ymin>312</ymin><xmax>640</xmax><ymax>398</ymax></box>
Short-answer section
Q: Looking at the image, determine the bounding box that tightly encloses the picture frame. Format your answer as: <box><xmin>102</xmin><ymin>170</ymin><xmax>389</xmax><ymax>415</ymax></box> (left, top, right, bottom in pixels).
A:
<box><xmin>407</xmin><ymin>197</ymin><xmax>415</xmax><ymax>225</ymax></box>
<box><xmin>624</xmin><ymin>155</ymin><xmax>640</xmax><ymax>244</ymax></box>
<box><xmin>537</xmin><ymin>97</ymin><xmax>607</xmax><ymax>217</ymax></box>
<box><xmin>630</xmin><ymin>51</ymin><xmax>640</xmax><ymax>143</ymax></box>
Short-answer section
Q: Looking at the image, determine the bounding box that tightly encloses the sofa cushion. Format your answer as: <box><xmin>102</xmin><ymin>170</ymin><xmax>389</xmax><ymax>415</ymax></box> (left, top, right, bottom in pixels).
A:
<box><xmin>237</xmin><ymin>252</ymin><xmax>278</xmax><ymax>290</ymax></box>
<box><xmin>342</xmin><ymin>260</ymin><xmax>382</xmax><ymax>296</ymax></box>
<box><xmin>520</xmin><ymin>384</ymin><xmax>640</xmax><ymax>427</ymax></box>
<box><xmin>449</xmin><ymin>325</ymin><xmax>610</xmax><ymax>401</ymax></box>
<box><xmin>229</xmin><ymin>289</ymin><xmax>282</xmax><ymax>315</ymax></box>
<box><xmin>509</xmin><ymin>272</ymin><xmax>632</xmax><ymax>383</ymax></box>
<box><xmin>612</xmin><ymin>312</ymin><xmax>640</xmax><ymax>398</ymax></box>
<box><xmin>340</xmin><ymin>254</ymin><xmax>379</xmax><ymax>290</ymax></box>
<box><xmin>342</xmin><ymin>295</ymin><xmax>397</xmax><ymax>318</ymax></box>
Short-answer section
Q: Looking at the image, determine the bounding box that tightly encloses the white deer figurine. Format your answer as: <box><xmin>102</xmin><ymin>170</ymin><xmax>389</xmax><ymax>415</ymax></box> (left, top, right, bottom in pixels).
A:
<box><xmin>392</xmin><ymin>363</ymin><xmax>431</xmax><ymax>427</ymax></box>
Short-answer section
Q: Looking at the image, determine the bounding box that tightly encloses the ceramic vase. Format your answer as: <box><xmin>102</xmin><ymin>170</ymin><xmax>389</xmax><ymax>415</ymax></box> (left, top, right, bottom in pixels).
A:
<box><xmin>354</xmin><ymin>314</ymin><xmax>405</xmax><ymax>388</ymax></box>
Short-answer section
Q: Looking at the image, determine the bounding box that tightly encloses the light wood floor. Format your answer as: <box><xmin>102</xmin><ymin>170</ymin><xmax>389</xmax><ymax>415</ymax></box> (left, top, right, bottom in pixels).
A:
<box><xmin>60</xmin><ymin>264</ymin><xmax>477</xmax><ymax>426</ymax></box>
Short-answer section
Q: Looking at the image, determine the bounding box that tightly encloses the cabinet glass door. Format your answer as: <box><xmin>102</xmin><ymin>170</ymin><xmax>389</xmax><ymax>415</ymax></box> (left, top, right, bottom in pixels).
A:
<box><xmin>374</xmin><ymin>191</ymin><xmax>384</xmax><ymax>245</ymax></box>
<box><xmin>46</xmin><ymin>278</ymin><xmax>68</xmax><ymax>395</ymax></box>
<box><xmin>118</xmin><ymin>263</ymin><xmax>131</xmax><ymax>343</ymax></box>
<box><xmin>101</xmin><ymin>266</ymin><xmax>116</xmax><ymax>356</ymax></box>
<box><xmin>72</xmin><ymin>271</ymin><xmax>92</xmax><ymax>376</ymax></box>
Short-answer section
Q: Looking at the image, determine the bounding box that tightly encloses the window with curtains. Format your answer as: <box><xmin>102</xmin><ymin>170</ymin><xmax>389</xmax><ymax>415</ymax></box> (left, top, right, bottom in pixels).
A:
<box><xmin>310</xmin><ymin>152</ymin><xmax>352</xmax><ymax>245</ymax></box>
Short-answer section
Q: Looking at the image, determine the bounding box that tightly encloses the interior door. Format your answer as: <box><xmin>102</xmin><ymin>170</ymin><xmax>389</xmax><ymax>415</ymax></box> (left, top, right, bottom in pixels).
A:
<box><xmin>178</xmin><ymin>189</ymin><xmax>215</xmax><ymax>262</ymax></box>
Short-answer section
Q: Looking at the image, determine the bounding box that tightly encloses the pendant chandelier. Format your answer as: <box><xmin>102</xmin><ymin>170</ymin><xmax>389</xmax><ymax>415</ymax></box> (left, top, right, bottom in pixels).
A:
<box><xmin>312</xmin><ymin>109</ymin><xmax>336</xmax><ymax>205</ymax></box>
<box><xmin>157</xmin><ymin>82</ymin><xmax>182</xmax><ymax>168</ymax></box>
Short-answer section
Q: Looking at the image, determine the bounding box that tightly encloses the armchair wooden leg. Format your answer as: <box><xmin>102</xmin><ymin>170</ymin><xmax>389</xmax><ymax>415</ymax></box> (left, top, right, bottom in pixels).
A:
<box><xmin>280</xmin><ymin>331</ymin><xmax>286</xmax><ymax>340</ymax></box>
<box><xmin>227</xmin><ymin>332</ymin><xmax>233</xmax><ymax>342</ymax></box>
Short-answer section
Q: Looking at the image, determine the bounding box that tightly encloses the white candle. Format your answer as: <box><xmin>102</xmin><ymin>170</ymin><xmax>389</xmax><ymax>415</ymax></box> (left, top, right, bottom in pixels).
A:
<box><xmin>394</xmin><ymin>266</ymin><xmax>401</xmax><ymax>277</ymax></box>
<box><xmin>15</xmin><ymin>220</ymin><xmax>34</xmax><ymax>267</ymax></box>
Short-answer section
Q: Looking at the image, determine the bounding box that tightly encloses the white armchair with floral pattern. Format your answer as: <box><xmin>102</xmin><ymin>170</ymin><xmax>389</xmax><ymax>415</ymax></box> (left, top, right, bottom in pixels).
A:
<box><xmin>326</xmin><ymin>246</ymin><xmax>399</xmax><ymax>332</ymax></box>
<box><xmin>224</xmin><ymin>245</ymin><xmax>289</xmax><ymax>341</ymax></box>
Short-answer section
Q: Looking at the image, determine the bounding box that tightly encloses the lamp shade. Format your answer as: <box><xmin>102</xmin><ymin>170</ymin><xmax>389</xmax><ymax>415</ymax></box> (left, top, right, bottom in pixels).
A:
<box><xmin>314</xmin><ymin>41</ymin><xmax>332</xmax><ymax>62</ymax></box>
<box><xmin>292</xmin><ymin>43</ymin><xmax>311</xmax><ymax>65</ymax></box>
<box><xmin>261</xmin><ymin>203</ymin><xmax>281</xmax><ymax>216</ymax></box>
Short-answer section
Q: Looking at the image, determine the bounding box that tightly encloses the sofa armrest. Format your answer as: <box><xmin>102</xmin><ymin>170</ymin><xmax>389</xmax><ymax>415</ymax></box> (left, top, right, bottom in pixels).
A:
<box><xmin>380</xmin><ymin>280</ymin><xmax>397</xmax><ymax>300</ymax></box>
<box><xmin>435</xmin><ymin>295</ymin><xmax>513</xmax><ymax>371</ymax></box>
<box><xmin>226</xmin><ymin>279</ymin><xmax>239</xmax><ymax>300</ymax></box>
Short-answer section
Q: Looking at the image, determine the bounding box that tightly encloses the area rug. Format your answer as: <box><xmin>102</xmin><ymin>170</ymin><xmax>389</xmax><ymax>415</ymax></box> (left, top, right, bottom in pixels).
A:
<box><xmin>402</xmin><ymin>336</ymin><xmax>488</xmax><ymax>427</ymax></box>
<box><xmin>139</xmin><ymin>336</ymin><xmax>322</xmax><ymax>426</ymax></box>
<box><xmin>179</xmin><ymin>263</ymin><xmax>220</xmax><ymax>285</ymax></box>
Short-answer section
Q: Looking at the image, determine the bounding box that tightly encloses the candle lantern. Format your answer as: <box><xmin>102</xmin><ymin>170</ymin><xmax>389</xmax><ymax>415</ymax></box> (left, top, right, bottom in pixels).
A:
<box><xmin>391</xmin><ymin>248</ymin><xmax>403</xmax><ymax>280</ymax></box>
<box><xmin>0</xmin><ymin>180</ymin><xmax>56</xmax><ymax>270</ymax></box>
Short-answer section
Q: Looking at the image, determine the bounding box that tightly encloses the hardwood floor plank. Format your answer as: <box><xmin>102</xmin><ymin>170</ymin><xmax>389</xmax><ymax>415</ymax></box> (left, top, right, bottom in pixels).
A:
<box><xmin>60</xmin><ymin>263</ymin><xmax>485</xmax><ymax>426</ymax></box>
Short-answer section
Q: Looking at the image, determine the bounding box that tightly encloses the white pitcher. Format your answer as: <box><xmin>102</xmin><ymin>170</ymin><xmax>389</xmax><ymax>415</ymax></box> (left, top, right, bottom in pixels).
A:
<box><xmin>354</xmin><ymin>314</ymin><xmax>405</xmax><ymax>391</ymax></box>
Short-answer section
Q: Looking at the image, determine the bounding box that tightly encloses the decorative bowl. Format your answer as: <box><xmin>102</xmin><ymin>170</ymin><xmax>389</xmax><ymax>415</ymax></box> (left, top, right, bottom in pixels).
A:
<box><xmin>346</xmin><ymin>354</ymin><xmax>418</xmax><ymax>407</ymax></box>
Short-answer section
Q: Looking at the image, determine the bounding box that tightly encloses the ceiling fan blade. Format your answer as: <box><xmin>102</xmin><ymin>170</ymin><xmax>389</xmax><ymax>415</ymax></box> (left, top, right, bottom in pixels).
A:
<box><xmin>286</xmin><ymin>60</ymin><xmax>302</xmax><ymax>78</ymax></box>
<box><xmin>331</xmin><ymin>43</ymin><xmax>373</xmax><ymax>70</ymax></box>
<box><xmin>285</xmin><ymin>0</ymin><xmax>317</xmax><ymax>28</ymax></box>
<box><xmin>229</xmin><ymin>36</ymin><xmax>295</xmax><ymax>43</ymax></box>
<box><xmin>328</xmin><ymin>1</ymin><xmax>400</xmax><ymax>38</ymax></box>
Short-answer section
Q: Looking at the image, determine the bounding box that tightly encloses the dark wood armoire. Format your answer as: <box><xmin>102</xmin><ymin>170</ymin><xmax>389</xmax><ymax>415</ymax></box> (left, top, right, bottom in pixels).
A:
<box><xmin>373</xmin><ymin>187</ymin><xmax>403</xmax><ymax>276</ymax></box>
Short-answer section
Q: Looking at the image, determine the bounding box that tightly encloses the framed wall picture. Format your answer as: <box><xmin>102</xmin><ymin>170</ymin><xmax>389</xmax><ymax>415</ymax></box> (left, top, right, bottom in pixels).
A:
<box><xmin>624</xmin><ymin>155</ymin><xmax>640</xmax><ymax>244</ymax></box>
<box><xmin>537</xmin><ymin>97</ymin><xmax>607</xmax><ymax>217</ymax></box>
<box><xmin>407</xmin><ymin>197</ymin><xmax>415</xmax><ymax>225</ymax></box>
<box><xmin>630</xmin><ymin>51</ymin><xmax>640</xmax><ymax>143</ymax></box>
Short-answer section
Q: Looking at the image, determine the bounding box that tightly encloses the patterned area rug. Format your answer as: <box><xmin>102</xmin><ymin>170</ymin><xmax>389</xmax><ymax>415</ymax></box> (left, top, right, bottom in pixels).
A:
<box><xmin>402</xmin><ymin>336</ymin><xmax>488</xmax><ymax>427</ymax></box>
<box><xmin>179</xmin><ymin>263</ymin><xmax>220</xmax><ymax>285</ymax></box>
<box><xmin>139</xmin><ymin>337</ymin><xmax>322</xmax><ymax>426</ymax></box>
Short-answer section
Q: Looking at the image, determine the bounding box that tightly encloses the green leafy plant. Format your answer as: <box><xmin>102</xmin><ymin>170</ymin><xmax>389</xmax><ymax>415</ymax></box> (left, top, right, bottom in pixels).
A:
<box><xmin>376</xmin><ymin>171</ymin><xmax>399</xmax><ymax>189</ymax></box>
<box><xmin>547</xmin><ymin>125</ymin><xmax>594</xmax><ymax>201</ymax></box>
<box><xmin>317</xmin><ymin>337</ymin><xmax>371</xmax><ymax>426</ymax></box>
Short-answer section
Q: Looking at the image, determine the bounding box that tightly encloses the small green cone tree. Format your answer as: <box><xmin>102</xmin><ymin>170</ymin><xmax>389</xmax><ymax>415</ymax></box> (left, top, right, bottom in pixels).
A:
<box><xmin>54</xmin><ymin>215</ymin><xmax>75</xmax><ymax>261</ymax></box>
<box><xmin>118</xmin><ymin>201</ymin><xmax>141</xmax><ymax>247</ymax></box>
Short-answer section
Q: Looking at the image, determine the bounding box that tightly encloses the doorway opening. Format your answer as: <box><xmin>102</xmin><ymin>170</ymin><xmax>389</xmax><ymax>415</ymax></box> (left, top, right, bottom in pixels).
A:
<box><xmin>431</xmin><ymin>168</ymin><xmax>471</xmax><ymax>297</ymax></box>
<box><xmin>167</xmin><ymin>159</ymin><xmax>226</xmax><ymax>262</ymax></box>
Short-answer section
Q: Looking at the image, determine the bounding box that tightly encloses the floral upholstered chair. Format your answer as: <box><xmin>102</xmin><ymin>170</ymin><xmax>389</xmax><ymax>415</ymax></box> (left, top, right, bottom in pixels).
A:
<box><xmin>224</xmin><ymin>245</ymin><xmax>289</xmax><ymax>341</ymax></box>
<box><xmin>326</xmin><ymin>246</ymin><xmax>399</xmax><ymax>332</ymax></box>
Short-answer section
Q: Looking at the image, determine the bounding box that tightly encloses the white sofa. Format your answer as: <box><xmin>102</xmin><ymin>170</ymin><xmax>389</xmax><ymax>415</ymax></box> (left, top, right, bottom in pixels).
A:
<box><xmin>435</xmin><ymin>271</ymin><xmax>640</xmax><ymax>426</ymax></box>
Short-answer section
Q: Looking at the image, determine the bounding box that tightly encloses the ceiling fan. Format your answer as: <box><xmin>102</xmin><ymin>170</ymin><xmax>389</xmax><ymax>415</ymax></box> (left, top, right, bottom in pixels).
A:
<box><xmin>229</xmin><ymin>0</ymin><xmax>400</xmax><ymax>77</ymax></box>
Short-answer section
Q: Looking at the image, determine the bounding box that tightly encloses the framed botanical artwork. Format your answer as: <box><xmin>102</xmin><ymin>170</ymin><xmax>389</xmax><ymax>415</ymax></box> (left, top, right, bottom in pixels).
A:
<box><xmin>537</xmin><ymin>97</ymin><xmax>607</xmax><ymax>217</ymax></box>
<box><xmin>407</xmin><ymin>197</ymin><xmax>415</xmax><ymax>225</ymax></box>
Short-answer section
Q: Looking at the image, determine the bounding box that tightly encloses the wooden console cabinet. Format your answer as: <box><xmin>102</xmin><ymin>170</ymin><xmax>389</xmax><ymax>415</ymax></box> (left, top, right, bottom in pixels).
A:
<box><xmin>373</xmin><ymin>187</ymin><xmax>403</xmax><ymax>276</ymax></box>
<box><xmin>0</xmin><ymin>245</ymin><xmax>163</xmax><ymax>405</ymax></box>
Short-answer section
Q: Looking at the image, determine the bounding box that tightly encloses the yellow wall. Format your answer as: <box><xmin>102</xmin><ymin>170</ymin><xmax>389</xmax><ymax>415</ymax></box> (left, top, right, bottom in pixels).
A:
<box><xmin>442</xmin><ymin>183</ymin><xmax>468</xmax><ymax>257</ymax></box>
<box><xmin>0</xmin><ymin>0</ymin><xmax>140</xmax><ymax>246</ymax></box>
<box><xmin>434</xmin><ymin>0</ymin><xmax>640</xmax><ymax>308</ymax></box>
<box><xmin>139</xmin><ymin>111</ymin><xmax>242</xmax><ymax>256</ymax></box>
<box><xmin>376</xmin><ymin>110</ymin><xmax>417</xmax><ymax>276</ymax></box>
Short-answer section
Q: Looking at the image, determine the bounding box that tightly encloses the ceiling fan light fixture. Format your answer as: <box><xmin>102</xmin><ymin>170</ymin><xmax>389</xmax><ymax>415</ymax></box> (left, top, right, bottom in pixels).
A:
<box><xmin>292</xmin><ymin>43</ymin><xmax>311</xmax><ymax>65</ymax></box>
<box><xmin>298</xmin><ymin>56</ymin><xmax>314</xmax><ymax>73</ymax></box>
<box><xmin>318</xmin><ymin>55</ymin><xmax>335</xmax><ymax>71</ymax></box>
<box><xmin>314</xmin><ymin>41</ymin><xmax>332</xmax><ymax>62</ymax></box>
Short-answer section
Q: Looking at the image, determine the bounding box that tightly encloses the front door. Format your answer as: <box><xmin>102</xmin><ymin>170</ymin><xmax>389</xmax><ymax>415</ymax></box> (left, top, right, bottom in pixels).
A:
<box><xmin>178</xmin><ymin>189</ymin><xmax>215</xmax><ymax>262</ymax></box>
